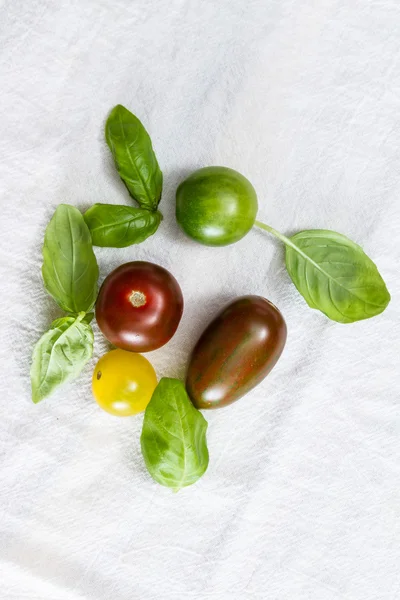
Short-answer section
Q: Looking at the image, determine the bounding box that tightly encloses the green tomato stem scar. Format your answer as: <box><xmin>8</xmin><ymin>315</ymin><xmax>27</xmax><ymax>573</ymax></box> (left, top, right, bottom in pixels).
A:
<box><xmin>129</xmin><ymin>290</ymin><xmax>146</xmax><ymax>308</ymax></box>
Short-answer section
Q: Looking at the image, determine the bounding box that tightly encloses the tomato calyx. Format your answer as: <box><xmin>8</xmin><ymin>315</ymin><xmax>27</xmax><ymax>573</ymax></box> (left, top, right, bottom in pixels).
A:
<box><xmin>129</xmin><ymin>290</ymin><xmax>147</xmax><ymax>308</ymax></box>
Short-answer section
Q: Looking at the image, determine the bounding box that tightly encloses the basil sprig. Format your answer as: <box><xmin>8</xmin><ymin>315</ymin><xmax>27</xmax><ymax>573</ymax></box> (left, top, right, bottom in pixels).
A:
<box><xmin>31</xmin><ymin>314</ymin><xmax>94</xmax><ymax>404</ymax></box>
<box><xmin>141</xmin><ymin>378</ymin><xmax>209</xmax><ymax>491</ymax></box>
<box><xmin>83</xmin><ymin>105</ymin><xmax>164</xmax><ymax>248</ymax></box>
<box><xmin>31</xmin><ymin>205</ymin><xmax>98</xmax><ymax>402</ymax></box>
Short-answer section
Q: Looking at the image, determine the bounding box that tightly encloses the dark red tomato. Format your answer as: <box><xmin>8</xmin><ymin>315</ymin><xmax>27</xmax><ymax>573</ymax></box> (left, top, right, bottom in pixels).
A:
<box><xmin>186</xmin><ymin>296</ymin><xmax>286</xmax><ymax>409</ymax></box>
<box><xmin>96</xmin><ymin>261</ymin><xmax>184</xmax><ymax>352</ymax></box>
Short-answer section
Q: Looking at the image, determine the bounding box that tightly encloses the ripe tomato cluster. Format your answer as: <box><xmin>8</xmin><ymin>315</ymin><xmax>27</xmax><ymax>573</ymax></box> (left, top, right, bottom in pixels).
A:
<box><xmin>92</xmin><ymin>167</ymin><xmax>286</xmax><ymax>417</ymax></box>
<box><xmin>92</xmin><ymin>260</ymin><xmax>286</xmax><ymax>417</ymax></box>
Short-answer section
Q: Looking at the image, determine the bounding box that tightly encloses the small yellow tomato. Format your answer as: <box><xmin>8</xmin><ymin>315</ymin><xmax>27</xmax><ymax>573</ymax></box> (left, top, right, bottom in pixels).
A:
<box><xmin>92</xmin><ymin>349</ymin><xmax>157</xmax><ymax>416</ymax></box>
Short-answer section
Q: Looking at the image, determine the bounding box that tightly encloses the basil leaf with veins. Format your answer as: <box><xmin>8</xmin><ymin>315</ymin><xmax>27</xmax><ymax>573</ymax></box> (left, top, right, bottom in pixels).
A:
<box><xmin>30</xmin><ymin>313</ymin><xmax>94</xmax><ymax>403</ymax></box>
<box><xmin>42</xmin><ymin>204</ymin><xmax>98</xmax><ymax>313</ymax></box>
<box><xmin>284</xmin><ymin>229</ymin><xmax>390</xmax><ymax>323</ymax></box>
<box><xmin>141</xmin><ymin>378</ymin><xmax>209</xmax><ymax>491</ymax></box>
<box><xmin>84</xmin><ymin>204</ymin><xmax>162</xmax><ymax>247</ymax></box>
<box><xmin>105</xmin><ymin>105</ymin><xmax>163</xmax><ymax>211</ymax></box>
<box><xmin>255</xmin><ymin>222</ymin><xmax>390</xmax><ymax>323</ymax></box>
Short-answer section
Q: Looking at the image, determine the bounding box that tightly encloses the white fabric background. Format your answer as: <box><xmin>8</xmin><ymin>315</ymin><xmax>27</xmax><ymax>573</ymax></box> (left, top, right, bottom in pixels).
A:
<box><xmin>1</xmin><ymin>1</ymin><xmax>400</xmax><ymax>598</ymax></box>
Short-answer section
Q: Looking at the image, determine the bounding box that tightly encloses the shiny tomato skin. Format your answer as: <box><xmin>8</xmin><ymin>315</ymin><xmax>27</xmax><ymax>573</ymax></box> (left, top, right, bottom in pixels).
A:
<box><xmin>176</xmin><ymin>166</ymin><xmax>258</xmax><ymax>246</ymax></box>
<box><xmin>186</xmin><ymin>295</ymin><xmax>287</xmax><ymax>409</ymax></box>
<box><xmin>92</xmin><ymin>349</ymin><xmax>157</xmax><ymax>416</ymax></box>
<box><xmin>96</xmin><ymin>261</ymin><xmax>184</xmax><ymax>352</ymax></box>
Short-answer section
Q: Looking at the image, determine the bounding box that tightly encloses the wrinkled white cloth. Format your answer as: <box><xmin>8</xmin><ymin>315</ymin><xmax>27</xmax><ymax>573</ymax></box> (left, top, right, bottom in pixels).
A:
<box><xmin>1</xmin><ymin>1</ymin><xmax>400</xmax><ymax>599</ymax></box>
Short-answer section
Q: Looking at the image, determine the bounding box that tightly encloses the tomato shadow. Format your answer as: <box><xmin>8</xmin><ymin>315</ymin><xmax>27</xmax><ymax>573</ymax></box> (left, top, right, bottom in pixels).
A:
<box><xmin>165</xmin><ymin>291</ymin><xmax>236</xmax><ymax>381</ymax></box>
<box><xmin>158</xmin><ymin>166</ymin><xmax>203</xmax><ymax>249</ymax></box>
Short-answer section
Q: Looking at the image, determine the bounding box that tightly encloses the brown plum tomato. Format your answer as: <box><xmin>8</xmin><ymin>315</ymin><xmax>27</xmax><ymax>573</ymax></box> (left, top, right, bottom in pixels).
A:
<box><xmin>186</xmin><ymin>295</ymin><xmax>287</xmax><ymax>409</ymax></box>
<box><xmin>96</xmin><ymin>261</ymin><xmax>184</xmax><ymax>352</ymax></box>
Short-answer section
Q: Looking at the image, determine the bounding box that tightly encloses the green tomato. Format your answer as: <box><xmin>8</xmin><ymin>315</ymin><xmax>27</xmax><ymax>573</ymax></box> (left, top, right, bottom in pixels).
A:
<box><xmin>175</xmin><ymin>166</ymin><xmax>258</xmax><ymax>246</ymax></box>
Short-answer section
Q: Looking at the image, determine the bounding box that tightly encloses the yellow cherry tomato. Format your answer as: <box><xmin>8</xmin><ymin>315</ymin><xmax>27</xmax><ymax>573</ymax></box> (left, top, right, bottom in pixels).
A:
<box><xmin>92</xmin><ymin>349</ymin><xmax>157</xmax><ymax>416</ymax></box>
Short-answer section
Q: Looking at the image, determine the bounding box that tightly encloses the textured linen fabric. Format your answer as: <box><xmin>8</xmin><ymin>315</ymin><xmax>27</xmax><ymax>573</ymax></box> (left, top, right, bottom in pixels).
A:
<box><xmin>1</xmin><ymin>1</ymin><xmax>400</xmax><ymax>599</ymax></box>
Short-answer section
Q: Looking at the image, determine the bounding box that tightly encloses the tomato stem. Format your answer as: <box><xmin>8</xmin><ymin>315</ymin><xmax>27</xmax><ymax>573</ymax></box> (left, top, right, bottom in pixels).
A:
<box><xmin>254</xmin><ymin>220</ymin><xmax>295</xmax><ymax>249</ymax></box>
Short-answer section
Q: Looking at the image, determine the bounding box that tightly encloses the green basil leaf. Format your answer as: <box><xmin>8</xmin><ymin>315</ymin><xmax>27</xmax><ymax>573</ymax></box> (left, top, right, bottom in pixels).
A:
<box><xmin>30</xmin><ymin>313</ymin><xmax>94</xmax><ymax>403</ymax></box>
<box><xmin>84</xmin><ymin>204</ymin><xmax>162</xmax><ymax>247</ymax></box>
<box><xmin>82</xmin><ymin>312</ymin><xmax>94</xmax><ymax>324</ymax></box>
<box><xmin>42</xmin><ymin>204</ymin><xmax>99</xmax><ymax>313</ymax></box>
<box><xmin>105</xmin><ymin>105</ymin><xmax>163</xmax><ymax>211</ymax></box>
<box><xmin>141</xmin><ymin>378</ymin><xmax>209</xmax><ymax>491</ymax></box>
<box><xmin>284</xmin><ymin>229</ymin><xmax>391</xmax><ymax>323</ymax></box>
